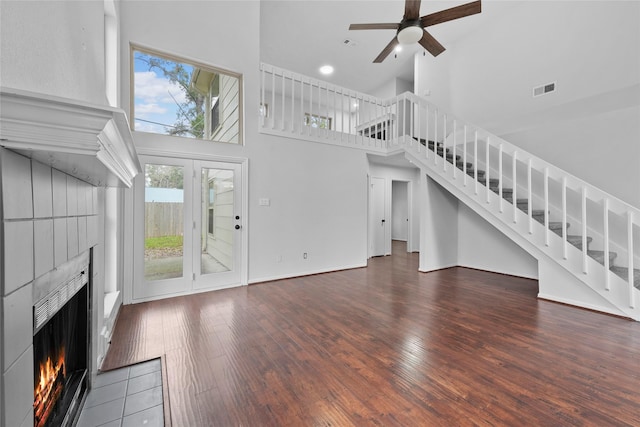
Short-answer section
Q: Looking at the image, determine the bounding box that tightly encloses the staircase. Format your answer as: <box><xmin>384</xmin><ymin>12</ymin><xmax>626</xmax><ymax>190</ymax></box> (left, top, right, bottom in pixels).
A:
<box><xmin>258</xmin><ymin>63</ymin><xmax>640</xmax><ymax>320</ymax></box>
<box><xmin>419</xmin><ymin>137</ymin><xmax>640</xmax><ymax>293</ymax></box>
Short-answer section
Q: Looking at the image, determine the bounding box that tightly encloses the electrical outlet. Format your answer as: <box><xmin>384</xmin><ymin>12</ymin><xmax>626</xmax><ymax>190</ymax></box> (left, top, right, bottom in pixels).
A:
<box><xmin>303</xmin><ymin>252</ymin><xmax>308</xmax><ymax>259</ymax></box>
<box><xmin>276</xmin><ymin>255</ymin><xmax>282</xmax><ymax>263</ymax></box>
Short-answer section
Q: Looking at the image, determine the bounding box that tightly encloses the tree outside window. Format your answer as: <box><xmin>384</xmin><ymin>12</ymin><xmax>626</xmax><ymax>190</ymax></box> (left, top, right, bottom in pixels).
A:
<box><xmin>304</xmin><ymin>113</ymin><xmax>332</xmax><ymax>130</ymax></box>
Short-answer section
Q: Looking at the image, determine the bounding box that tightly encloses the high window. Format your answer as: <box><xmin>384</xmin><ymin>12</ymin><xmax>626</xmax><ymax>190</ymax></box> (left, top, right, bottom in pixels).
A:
<box><xmin>304</xmin><ymin>112</ymin><xmax>332</xmax><ymax>130</ymax></box>
<box><xmin>132</xmin><ymin>46</ymin><xmax>242</xmax><ymax>144</ymax></box>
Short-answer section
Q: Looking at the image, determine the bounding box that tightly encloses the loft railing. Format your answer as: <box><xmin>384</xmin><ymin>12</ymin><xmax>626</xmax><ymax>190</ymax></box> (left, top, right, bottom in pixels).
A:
<box><xmin>260</xmin><ymin>63</ymin><xmax>397</xmax><ymax>152</ymax></box>
<box><xmin>259</xmin><ymin>63</ymin><xmax>640</xmax><ymax>317</ymax></box>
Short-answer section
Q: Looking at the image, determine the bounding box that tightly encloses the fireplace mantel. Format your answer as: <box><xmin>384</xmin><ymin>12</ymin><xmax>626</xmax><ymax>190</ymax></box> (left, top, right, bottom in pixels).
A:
<box><xmin>0</xmin><ymin>87</ymin><xmax>140</xmax><ymax>187</ymax></box>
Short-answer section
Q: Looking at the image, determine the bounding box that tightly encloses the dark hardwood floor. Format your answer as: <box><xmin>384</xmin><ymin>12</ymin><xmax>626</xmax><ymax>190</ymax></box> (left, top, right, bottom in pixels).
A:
<box><xmin>103</xmin><ymin>241</ymin><xmax>640</xmax><ymax>426</ymax></box>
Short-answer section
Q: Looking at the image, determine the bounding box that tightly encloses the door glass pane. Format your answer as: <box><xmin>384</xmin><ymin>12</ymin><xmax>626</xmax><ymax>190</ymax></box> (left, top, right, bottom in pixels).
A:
<box><xmin>201</xmin><ymin>168</ymin><xmax>234</xmax><ymax>274</ymax></box>
<box><xmin>144</xmin><ymin>164</ymin><xmax>184</xmax><ymax>281</ymax></box>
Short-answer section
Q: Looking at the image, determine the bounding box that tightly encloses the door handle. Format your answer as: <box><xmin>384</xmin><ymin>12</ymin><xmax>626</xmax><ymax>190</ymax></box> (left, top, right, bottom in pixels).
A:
<box><xmin>381</xmin><ymin>219</ymin><xmax>385</xmax><ymax>225</ymax></box>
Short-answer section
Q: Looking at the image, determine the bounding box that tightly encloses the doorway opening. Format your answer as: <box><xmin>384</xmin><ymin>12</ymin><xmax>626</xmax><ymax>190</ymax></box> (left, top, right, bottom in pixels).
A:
<box><xmin>391</xmin><ymin>180</ymin><xmax>409</xmax><ymax>254</ymax></box>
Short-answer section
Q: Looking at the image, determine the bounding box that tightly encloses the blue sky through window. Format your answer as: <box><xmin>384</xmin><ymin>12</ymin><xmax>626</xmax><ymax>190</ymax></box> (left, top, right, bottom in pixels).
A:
<box><xmin>133</xmin><ymin>51</ymin><xmax>194</xmax><ymax>135</ymax></box>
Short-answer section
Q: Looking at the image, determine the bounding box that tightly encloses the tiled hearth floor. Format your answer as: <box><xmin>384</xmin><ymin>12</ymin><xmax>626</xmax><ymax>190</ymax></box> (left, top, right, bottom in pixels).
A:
<box><xmin>77</xmin><ymin>358</ymin><xmax>165</xmax><ymax>427</ymax></box>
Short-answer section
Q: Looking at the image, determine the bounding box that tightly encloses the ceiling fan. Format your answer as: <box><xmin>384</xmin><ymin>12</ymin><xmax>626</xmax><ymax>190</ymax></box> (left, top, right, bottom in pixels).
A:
<box><xmin>349</xmin><ymin>0</ymin><xmax>481</xmax><ymax>63</ymax></box>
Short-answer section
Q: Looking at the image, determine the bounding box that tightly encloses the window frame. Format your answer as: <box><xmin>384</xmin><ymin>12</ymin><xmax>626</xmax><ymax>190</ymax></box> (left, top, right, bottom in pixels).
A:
<box><xmin>303</xmin><ymin>112</ymin><xmax>332</xmax><ymax>130</ymax></box>
<box><xmin>130</xmin><ymin>44</ymin><xmax>244</xmax><ymax>145</ymax></box>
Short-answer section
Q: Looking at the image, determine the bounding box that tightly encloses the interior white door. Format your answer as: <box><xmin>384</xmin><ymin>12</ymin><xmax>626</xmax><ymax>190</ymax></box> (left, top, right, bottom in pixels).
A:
<box><xmin>133</xmin><ymin>156</ymin><xmax>243</xmax><ymax>301</ymax></box>
<box><xmin>370</xmin><ymin>176</ymin><xmax>386</xmax><ymax>257</ymax></box>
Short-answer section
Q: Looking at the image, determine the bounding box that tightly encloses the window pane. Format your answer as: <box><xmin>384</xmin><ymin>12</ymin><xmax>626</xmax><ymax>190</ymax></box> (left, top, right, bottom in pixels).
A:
<box><xmin>144</xmin><ymin>164</ymin><xmax>184</xmax><ymax>281</ymax></box>
<box><xmin>133</xmin><ymin>48</ymin><xmax>242</xmax><ymax>144</ymax></box>
<box><xmin>201</xmin><ymin>168</ymin><xmax>234</xmax><ymax>275</ymax></box>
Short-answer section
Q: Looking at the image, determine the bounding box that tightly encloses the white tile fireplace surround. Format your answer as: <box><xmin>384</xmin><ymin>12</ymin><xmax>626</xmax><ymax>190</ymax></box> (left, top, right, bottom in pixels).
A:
<box><xmin>0</xmin><ymin>87</ymin><xmax>140</xmax><ymax>427</ymax></box>
<box><xmin>1</xmin><ymin>148</ymin><xmax>101</xmax><ymax>427</ymax></box>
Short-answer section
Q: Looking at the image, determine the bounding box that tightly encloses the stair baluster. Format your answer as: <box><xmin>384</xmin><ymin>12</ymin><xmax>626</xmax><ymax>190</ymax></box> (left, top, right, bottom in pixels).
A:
<box><xmin>562</xmin><ymin>177</ymin><xmax>568</xmax><ymax>259</ymax></box>
<box><xmin>604</xmin><ymin>200</ymin><xmax>610</xmax><ymax>290</ymax></box>
<box><xmin>486</xmin><ymin>137</ymin><xmax>490</xmax><ymax>204</ymax></box>
<box><xmin>443</xmin><ymin>115</ymin><xmax>447</xmax><ymax>173</ymax></box>
<box><xmin>474</xmin><ymin>131</ymin><xmax>478</xmax><ymax>194</ymax></box>
<box><xmin>544</xmin><ymin>167</ymin><xmax>550</xmax><ymax>246</ymax></box>
<box><xmin>497</xmin><ymin>144</ymin><xmax>502</xmax><ymax>212</ymax></box>
<box><xmin>629</xmin><ymin>211</ymin><xmax>635</xmax><ymax>308</ymax></box>
<box><xmin>528</xmin><ymin>159</ymin><xmax>533</xmax><ymax>234</ymax></box>
<box><xmin>582</xmin><ymin>187</ymin><xmax>588</xmax><ymax>274</ymax></box>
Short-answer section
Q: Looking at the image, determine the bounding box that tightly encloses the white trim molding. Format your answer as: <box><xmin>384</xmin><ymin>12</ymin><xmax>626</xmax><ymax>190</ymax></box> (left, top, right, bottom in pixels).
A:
<box><xmin>0</xmin><ymin>87</ymin><xmax>141</xmax><ymax>187</ymax></box>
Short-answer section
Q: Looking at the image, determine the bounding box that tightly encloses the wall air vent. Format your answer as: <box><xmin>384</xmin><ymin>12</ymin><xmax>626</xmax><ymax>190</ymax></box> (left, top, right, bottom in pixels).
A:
<box><xmin>533</xmin><ymin>82</ymin><xmax>556</xmax><ymax>97</ymax></box>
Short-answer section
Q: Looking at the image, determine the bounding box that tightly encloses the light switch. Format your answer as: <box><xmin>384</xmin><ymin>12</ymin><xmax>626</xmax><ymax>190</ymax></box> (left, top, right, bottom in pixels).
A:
<box><xmin>259</xmin><ymin>198</ymin><xmax>270</xmax><ymax>206</ymax></box>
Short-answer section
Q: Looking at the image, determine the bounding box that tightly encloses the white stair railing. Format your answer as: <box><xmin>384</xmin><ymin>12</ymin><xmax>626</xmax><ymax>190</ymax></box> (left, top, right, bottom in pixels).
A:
<box><xmin>259</xmin><ymin>63</ymin><xmax>393</xmax><ymax>152</ymax></box>
<box><xmin>259</xmin><ymin>63</ymin><xmax>640</xmax><ymax>318</ymax></box>
<box><xmin>397</xmin><ymin>91</ymin><xmax>640</xmax><ymax>317</ymax></box>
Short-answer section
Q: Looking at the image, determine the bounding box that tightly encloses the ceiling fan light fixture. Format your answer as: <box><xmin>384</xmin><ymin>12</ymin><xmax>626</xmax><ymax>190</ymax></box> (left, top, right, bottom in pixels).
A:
<box><xmin>397</xmin><ymin>25</ymin><xmax>423</xmax><ymax>45</ymax></box>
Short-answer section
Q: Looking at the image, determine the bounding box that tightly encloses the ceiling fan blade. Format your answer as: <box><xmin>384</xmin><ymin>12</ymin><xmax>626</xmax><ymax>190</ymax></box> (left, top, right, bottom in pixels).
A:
<box><xmin>373</xmin><ymin>37</ymin><xmax>399</xmax><ymax>63</ymax></box>
<box><xmin>421</xmin><ymin>0</ymin><xmax>481</xmax><ymax>27</ymax></box>
<box><xmin>349</xmin><ymin>23</ymin><xmax>399</xmax><ymax>31</ymax></box>
<box><xmin>404</xmin><ymin>0</ymin><xmax>422</xmax><ymax>20</ymax></box>
<box><xmin>418</xmin><ymin>30</ymin><xmax>445</xmax><ymax>57</ymax></box>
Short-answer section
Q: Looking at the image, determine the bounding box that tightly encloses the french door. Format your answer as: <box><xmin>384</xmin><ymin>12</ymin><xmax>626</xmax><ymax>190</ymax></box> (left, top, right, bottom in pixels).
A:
<box><xmin>133</xmin><ymin>155</ymin><xmax>243</xmax><ymax>301</ymax></box>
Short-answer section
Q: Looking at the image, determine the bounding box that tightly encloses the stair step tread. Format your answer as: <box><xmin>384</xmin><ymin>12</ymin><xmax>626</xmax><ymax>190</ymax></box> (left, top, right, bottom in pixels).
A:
<box><xmin>549</xmin><ymin>221</ymin><xmax>569</xmax><ymax>227</ymax></box>
<box><xmin>587</xmin><ymin>250</ymin><xmax>618</xmax><ymax>266</ymax></box>
<box><xmin>567</xmin><ymin>234</ymin><xmax>591</xmax><ymax>242</ymax></box>
<box><xmin>610</xmin><ymin>266</ymin><xmax>640</xmax><ymax>289</ymax></box>
<box><xmin>504</xmin><ymin>197</ymin><xmax>528</xmax><ymax>204</ymax></box>
<box><xmin>466</xmin><ymin>169</ymin><xmax>486</xmax><ymax>177</ymax></box>
<box><xmin>478</xmin><ymin>177</ymin><xmax>500</xmax><ymax>185</ymax></box>
<box><xmin>456</xmin><ymin>161</ymin><xmax>474</xmax><ymax>169</ymax></box>
<box><xmin>549</xmin><ymin>222</ymin><xmax>570</xmax><ymax>235</ymax></box>
<box><xmin>566</xmin><ymin>235</ymin><xmax>592</xmax><ymax>250</ymax></box>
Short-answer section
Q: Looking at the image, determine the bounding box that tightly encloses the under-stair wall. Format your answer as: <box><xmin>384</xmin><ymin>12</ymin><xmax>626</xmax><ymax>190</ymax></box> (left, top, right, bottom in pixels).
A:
<box><xmin>259</xmin><ymin>63</ymin><xmax>640</xmax><ymax>321</ymax></box>
<box><xmin>400</xmin><ymin>91</ymin><xmax>640</xmax><ymax>320</ymax></box>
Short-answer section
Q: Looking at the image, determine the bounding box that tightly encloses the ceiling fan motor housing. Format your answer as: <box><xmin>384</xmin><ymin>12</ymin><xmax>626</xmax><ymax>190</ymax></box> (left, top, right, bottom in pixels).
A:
<box><xmin>397</xmin><ymin>19</ymin><xmax>423</xmax><ymax>44</ymax></box>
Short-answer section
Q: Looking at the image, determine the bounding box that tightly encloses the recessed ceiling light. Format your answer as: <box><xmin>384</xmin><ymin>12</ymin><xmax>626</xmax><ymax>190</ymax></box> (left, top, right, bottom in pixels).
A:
<box><xmin>319</xmin><ymin>65</ymin><xmax>334</xmax><ymax>75</ymax></box>
<box><xmin>394</xmin><ymin>45</ymin><xmax>403</xmax><ymax>53</ymax></box>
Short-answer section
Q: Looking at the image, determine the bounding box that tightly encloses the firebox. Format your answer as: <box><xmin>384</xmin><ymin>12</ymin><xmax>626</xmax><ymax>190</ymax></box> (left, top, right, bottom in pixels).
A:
<box><xmin>32</xmin><ymin>253</ymin><xmax>91</xmax><ymax>427</ymax></box>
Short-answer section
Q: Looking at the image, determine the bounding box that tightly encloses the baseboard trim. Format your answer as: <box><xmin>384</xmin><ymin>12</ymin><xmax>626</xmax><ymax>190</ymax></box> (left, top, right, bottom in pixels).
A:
<box><xmin>249</xmin><ymin>263</ymin><xmax>368</xmax><ymax>285</ymax></box>
<box><xmin>457</xmin><ymin>265</ymin><xmax>539</xmax><ymax>281</ymax></box>
<box><xmin>537</xmin><ymin>293</ymin><xmax>631</xmax><ymax>320</ymax></box>
<box><xmin>418</xmin><ymin>263</ymin><xmax>458</xmax><ymax>273</ymax></box>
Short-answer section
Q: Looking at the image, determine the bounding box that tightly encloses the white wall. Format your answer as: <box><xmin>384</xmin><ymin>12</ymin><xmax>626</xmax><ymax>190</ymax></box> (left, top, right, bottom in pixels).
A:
<box><xmin>371</xmin><ymin>77</ymin><xmax>414</xmax><ymax>99</ymax></box>
<box><xmin>0</xmin><ymin>0</ymin><xmax>107</xmax><ymax>105</ymax></box>
<box><xmin>457</xmin><ymin>203</ymin><xmax>538</xmax><ymax>279</ymax></box>
<box><xmin>119</xmin><ymin>1</ymin><xmax>370</xmax><ymax>288</ymax></box>
<box><xmin>420</xmin><ymin>175</ymin><xmax>458</xmax><ymax>271</ymax></box>
<box><xmin>503</xmin><ymin>104</ymin><xmax>640</xmax><ymax>208</ymax></box>
<box><xmin>415</xmin><ymin>1</ymin><xmax>640</xmax><ymax>208</ymax></box>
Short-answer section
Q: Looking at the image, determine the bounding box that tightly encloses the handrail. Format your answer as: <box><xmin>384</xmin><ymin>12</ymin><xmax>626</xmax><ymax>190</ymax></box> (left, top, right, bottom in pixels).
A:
<box><xmin>259</xmin><ymin>63</ymin><xmax>639</xmax><ymax>314</ymax></box>
<box><xmin>395</xmin><ymin>91</ymin><xmax>639</xmax><ymax>217</ymax></box>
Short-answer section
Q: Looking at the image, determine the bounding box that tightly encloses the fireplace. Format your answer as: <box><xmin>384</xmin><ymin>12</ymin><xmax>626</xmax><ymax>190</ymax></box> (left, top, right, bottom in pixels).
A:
<box><xmin>32</xmin><ymin>252</ymin><xmax>91</xmax><ymax>427</ymax></box>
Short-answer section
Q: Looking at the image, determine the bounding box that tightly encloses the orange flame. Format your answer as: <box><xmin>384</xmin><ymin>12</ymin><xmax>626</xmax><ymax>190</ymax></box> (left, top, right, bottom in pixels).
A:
<box><xmin>34</xmin><ymin>347</ymin><xmax>65</xmax><ymax>427</ymax></box>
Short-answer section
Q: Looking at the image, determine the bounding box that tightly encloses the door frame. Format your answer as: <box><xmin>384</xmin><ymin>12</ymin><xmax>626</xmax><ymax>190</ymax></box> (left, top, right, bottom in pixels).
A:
<box><xmin>368</xmin><ymin>175</ymin><xmax>389</xmax><ymax>257</ymax></box>
<box><xmin>123</xmin><ymin>148</ymin><xmax>248</xmax><ymax>304</ymax></box>
<box><xmin>368</xmin><ymin>175</ymin><xmax>415</xmax><ymax>258</ymax></box>
<box><xmin>391</xmin><ymin>179</ymin><xmax>414</xmax><ymax>253</ymax></box>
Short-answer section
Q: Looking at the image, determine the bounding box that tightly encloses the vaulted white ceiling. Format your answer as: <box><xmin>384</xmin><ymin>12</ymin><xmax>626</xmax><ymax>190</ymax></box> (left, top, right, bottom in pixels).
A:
<box><xmin>259</xmin><ymin>0</ymin><xmax>513</xmax><ymax>95</ymax></box>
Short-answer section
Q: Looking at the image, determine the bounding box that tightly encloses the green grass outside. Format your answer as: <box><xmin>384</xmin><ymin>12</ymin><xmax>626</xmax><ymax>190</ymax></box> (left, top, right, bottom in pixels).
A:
<box><xmin>145</xmin><ymin>235</ymin><xmax>183</xmax><ymax>249</ymax></box>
